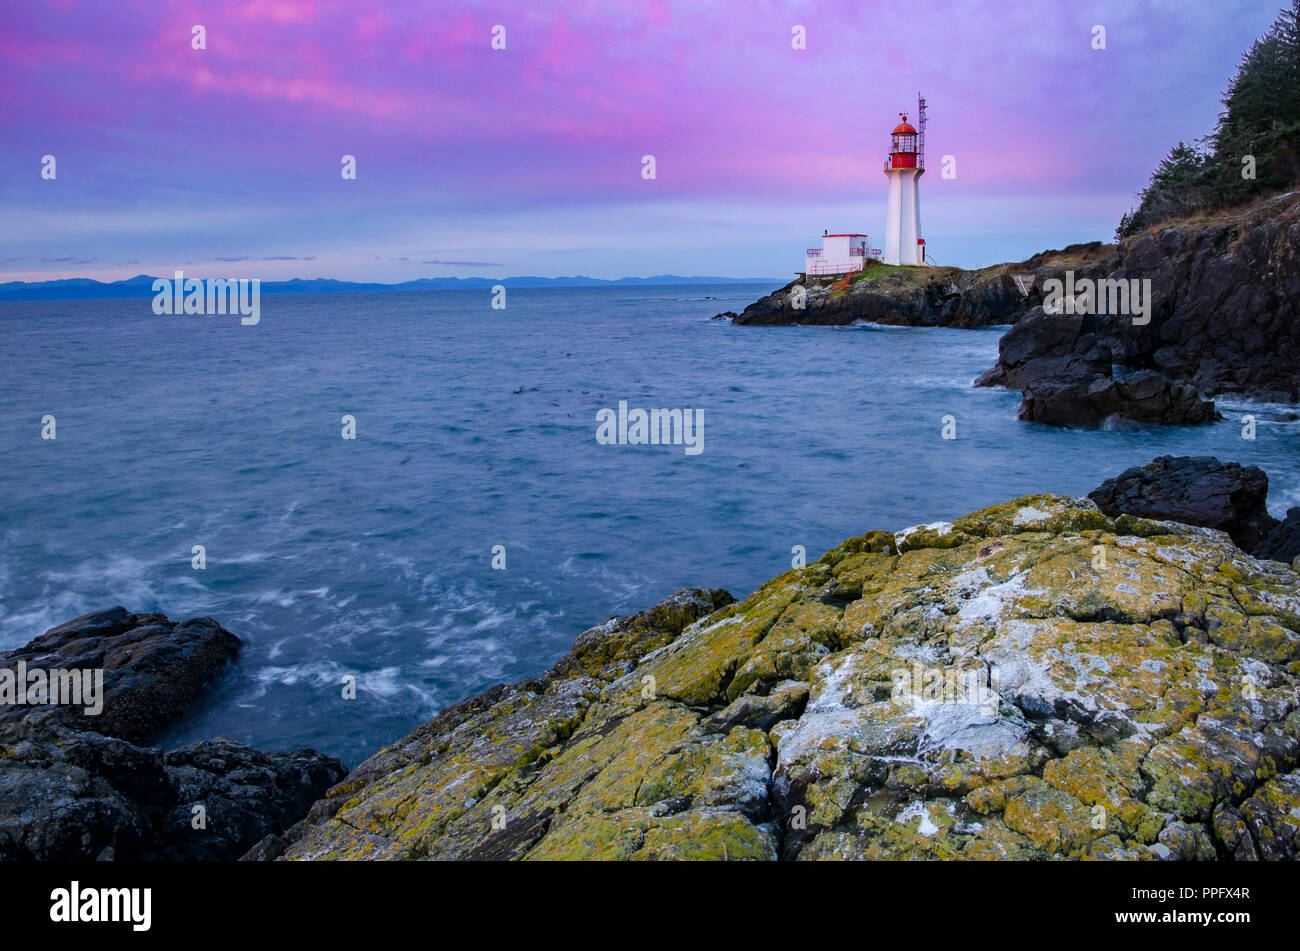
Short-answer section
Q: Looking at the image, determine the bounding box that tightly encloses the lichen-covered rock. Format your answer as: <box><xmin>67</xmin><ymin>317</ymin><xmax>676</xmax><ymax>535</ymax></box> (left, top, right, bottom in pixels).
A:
<box><xmin>280</xmin><ymin>497</ymin><xmax>1300</xmax><ymax>861</ymax></box>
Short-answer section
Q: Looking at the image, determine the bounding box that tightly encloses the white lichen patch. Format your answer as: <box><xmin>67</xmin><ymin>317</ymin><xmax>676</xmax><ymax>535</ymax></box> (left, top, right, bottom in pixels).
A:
<box><xmin>954</xmin><ymin>571</ymin><xmax>1037</xmax><ymax>630</ymax></box>
<box><xmin>1013</xmin><ymin>506</ymin><xmax>1051</xmax><ymax>527</ymax></box>
<box><xmin>895</xmin><ymin>799</ymin><xmax>943</xmax><ymax>837</ymax></box>
<box><xmin>894</xmin><ymin>520</ymin><xmax>954</xmax><ymax>547</ymax></box>
<box><xmin>771</xmin><ymin>653</ymin><xmax>864</xmax><ymax>767</ymax></box>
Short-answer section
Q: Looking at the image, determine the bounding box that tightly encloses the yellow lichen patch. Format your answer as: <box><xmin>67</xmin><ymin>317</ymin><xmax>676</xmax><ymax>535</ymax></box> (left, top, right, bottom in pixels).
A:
<box><xmin>725</xmin><ymin>598</ymin><xmax>844</xmax><ymax>699</ymax></box>
<box><xmin>533</xmin><ymin>702</ymin><xmax>701</xmax><ymax>815</ymax></box>
<box><xmin>1208</xmin><ymin>612</ymin><xmax>1300</xmax><ymax>666</ymax></box>
<box><xmin>637</xmin><ymin>588</ymin><xmax>798</xmax><ymax>706</ymax></box>
<box><xmin>1041</xmin><ymin>744</ymin><xmax>1156</xmax><ymax>841</ymax></box>
<box><xmin>961</xmin><ymin>817</ymin><xmax>1039</xmax><ymax>860</ymax></box>
<box><xmin>951</xmin><ymin>494</ymin><xmax>1113</xmax><ymax>540</ymax></box>
<box><xmin>1002</xmin><ymin>779</ymin><xmax>1098</xmax><ymax>854</ymax></box>
<box><xmin>636</xmin><ymin>809</ymin><xmax>777</xmax><ymax>860</ymax></box>
<box><xmin>526</xmin><ymin>807</ymin><xmax>776</xmax><ymax>861</ymax></box>
<box><xmin>966</xmin><ymin>774</ymin><xmax>1039</xmax><ymax>815</ymax></box>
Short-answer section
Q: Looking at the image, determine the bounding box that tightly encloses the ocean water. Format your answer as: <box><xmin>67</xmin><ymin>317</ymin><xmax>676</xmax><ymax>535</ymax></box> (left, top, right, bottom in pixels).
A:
<box><xmin>1</xmin><ymin>285</ymin><xmax>1297</xmax><ymax>765</ymax></box>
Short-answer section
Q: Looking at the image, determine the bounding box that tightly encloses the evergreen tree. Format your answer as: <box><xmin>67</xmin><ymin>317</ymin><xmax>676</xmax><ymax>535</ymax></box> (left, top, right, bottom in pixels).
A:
<box><xmin>1117</xmin><ymin>143</ymin><xmax>1212</xmax><ymax>239</ymax></box>
<box><xmin>1118</xmin><ymin>1</ymin><xmax>1300</xmax><ymax>239</ymax></box>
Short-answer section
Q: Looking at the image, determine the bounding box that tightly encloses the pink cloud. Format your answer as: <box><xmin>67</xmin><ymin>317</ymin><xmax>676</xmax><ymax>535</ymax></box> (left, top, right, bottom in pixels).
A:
<box><xmin>0</xmin><ymin>0</ymin><xmax>1282</xmax><ymax>279</ymax></box>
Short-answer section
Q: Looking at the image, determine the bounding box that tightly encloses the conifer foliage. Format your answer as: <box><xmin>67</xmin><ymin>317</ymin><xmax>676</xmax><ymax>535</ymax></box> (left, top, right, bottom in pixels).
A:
<box><xmin>1117</xmin><ymin>1</ymin><xmax>1300</xmax><ymax>239</ymax></box>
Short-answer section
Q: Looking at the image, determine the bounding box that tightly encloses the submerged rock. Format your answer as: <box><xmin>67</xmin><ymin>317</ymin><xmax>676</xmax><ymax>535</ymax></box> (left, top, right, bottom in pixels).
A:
<box><xmin>0</xmin><ymin>609</ymin><xmax>346</xmax><ymax>860</ymax></box>
<box><xmin>279</xmin><ymin>496</ymin><xmax>1300</xmax><ymax>861</ymax></box>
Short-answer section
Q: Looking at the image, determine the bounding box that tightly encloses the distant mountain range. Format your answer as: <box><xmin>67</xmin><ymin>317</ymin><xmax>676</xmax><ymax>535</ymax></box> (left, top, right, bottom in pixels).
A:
<box><xmin>0</xmin><ymin>274</ymin><xmax>784</xmax><ymax>302</ymax></box>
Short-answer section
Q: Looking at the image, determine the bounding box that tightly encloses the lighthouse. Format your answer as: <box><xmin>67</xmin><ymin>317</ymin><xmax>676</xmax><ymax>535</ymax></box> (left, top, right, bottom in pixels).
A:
<box><xmin>883</xmin><ymin>94</ymin><xmax>926</xmax><ymax>266</ymax></box>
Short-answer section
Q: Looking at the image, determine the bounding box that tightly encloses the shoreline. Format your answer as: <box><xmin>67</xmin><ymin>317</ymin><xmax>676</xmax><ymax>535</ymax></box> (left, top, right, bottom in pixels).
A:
<box><xmin>5</xmin><ymin>455</ymin><xmax>1299</xmax><ymax>860</ymax></box>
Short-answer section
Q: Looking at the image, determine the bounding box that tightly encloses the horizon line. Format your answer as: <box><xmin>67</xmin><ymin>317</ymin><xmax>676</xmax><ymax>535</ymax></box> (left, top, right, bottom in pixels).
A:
<box><xmin>0</xmin><ymin>272</ymin><xmax>792</xmax><ymax>303</ymax></box>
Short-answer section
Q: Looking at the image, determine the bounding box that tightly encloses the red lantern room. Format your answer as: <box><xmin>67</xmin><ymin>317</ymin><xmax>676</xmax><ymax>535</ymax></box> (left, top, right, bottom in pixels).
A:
<box><xmin>888</xmin><ymin>113</ymin><xmax>919</xmax><ymax>169</ymax></box>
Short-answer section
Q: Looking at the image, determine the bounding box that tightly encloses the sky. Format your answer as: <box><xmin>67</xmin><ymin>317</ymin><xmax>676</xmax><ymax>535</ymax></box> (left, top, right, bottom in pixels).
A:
<box><xmin>0</xmin><ymin>0</ymin><xmax>1285</xmax><ymax>283</ymax></box>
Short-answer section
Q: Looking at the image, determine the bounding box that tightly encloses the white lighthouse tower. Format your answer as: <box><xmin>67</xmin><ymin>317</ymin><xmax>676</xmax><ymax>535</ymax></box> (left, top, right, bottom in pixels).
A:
<box><xmin>883</xmin><ymin>95</ymin><xmax>927</xmax><ymax>266</ymax></box>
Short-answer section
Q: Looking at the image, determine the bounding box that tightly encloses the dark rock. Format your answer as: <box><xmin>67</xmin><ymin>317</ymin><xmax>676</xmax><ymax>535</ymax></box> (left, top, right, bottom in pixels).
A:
<box><xmin>1088</xmin><ymin>456</ymin><xmax>1278</xmax><ymax>551</ymax></box>
<box><xmin>159</xmin><ymin>738</ymin><xmax>348</xmax><ymax>860</ymax></box>
<box><xmin>0</xmin><ymin>718</ymin><xmax>346</xmax><ymax>861</ymax></box>
<box><xmin>240</xmin><ymin>833</ymin><xmax>290</xmax><ymax>862</ymax></box>
<box><xmin>0</xmin><ymin>609</ymin><xmax>346</xmax><ymax>860</ymax></box>
<box><xmin>725</xmin><ymin>269</ymin><xmax>1037</xmax><ymax>329</ymax></box>
<box><xmin>1019</xmin><ymin>370</ymin><xmax>1219</xmax><ymax>427</ymax></box>
<box><xmin>0</xmin><ymin>607</ymin><xmax>240</xmax><ymax>742</ymax></box>
<box><xmin>1256</xmin><ymin>508</ymin><xmax>1300</xmax><ymax>563</ymax></box>
<box><xmin>1016</xmin><ymin>377</ymin><xmax>1108</xmax><ymax>427</ymax></box>
<box><xmin>940</xmin><ymin>272</ymin><xmax>1026</xmax><ymax>328</ymax></box>
<box><xmin>724</xmin><ymin>243</ymin><xmax>1116</xmax><ymax>330</ymax></box>
<box><xmin>974</xmin><ymin>307</ymin><xmax>1113</xmax><ymax>390</ymax></box>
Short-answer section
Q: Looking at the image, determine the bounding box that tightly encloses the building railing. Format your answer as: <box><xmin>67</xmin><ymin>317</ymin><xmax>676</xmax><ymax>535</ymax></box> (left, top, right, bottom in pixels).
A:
<box><xmin>804</xmin><ymin>248</ymin><xmax>883</xmax><ymax>273</ymax></box>
<box><xmin>806</xmin><ymin>261</ymin><xmax>866</xmax><ymax>276</ymax></box>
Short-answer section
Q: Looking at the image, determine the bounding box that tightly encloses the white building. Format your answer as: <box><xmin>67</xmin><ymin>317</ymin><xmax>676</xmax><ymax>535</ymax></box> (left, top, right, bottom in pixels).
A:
<box><xmin>801</xmin><ymin>95</ymin><xmax>929</xmax><ymax>274</ymax></box>
<box><xmin>805</xmin><ymin>233</ymin><xmax>873</xmax><ymax>276</ymax></box>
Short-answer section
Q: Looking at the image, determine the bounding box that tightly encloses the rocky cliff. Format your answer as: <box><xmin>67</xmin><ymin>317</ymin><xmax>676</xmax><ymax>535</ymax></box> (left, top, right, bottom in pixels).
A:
<box><xmin>273</xmin><ymin>495</ymin><xmax>1300</xmax><ymax>861</ymax></box>
<box><xmin>978</xmin><ymin>190</ymin><xmax>1300</xmax><ymax>423</ymax></box>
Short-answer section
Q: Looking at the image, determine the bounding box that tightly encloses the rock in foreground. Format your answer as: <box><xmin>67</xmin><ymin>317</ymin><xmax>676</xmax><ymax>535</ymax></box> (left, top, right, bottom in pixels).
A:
<box><xmin>0</xmin><ymin>609</ymin><xmax>346</xmax><ymax>860</ymax></box>
<box><xmin>281</xmin><ymin>497</ymin><xmax>1300</xmax><ymax>861</ymax></box>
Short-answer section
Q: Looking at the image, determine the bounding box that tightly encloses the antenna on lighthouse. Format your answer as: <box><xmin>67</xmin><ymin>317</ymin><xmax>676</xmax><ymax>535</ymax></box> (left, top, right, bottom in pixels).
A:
<box><xmin>917</xmin><ymin>92</ymin><xmax>927</xmax><ymax>171</ymax></box>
